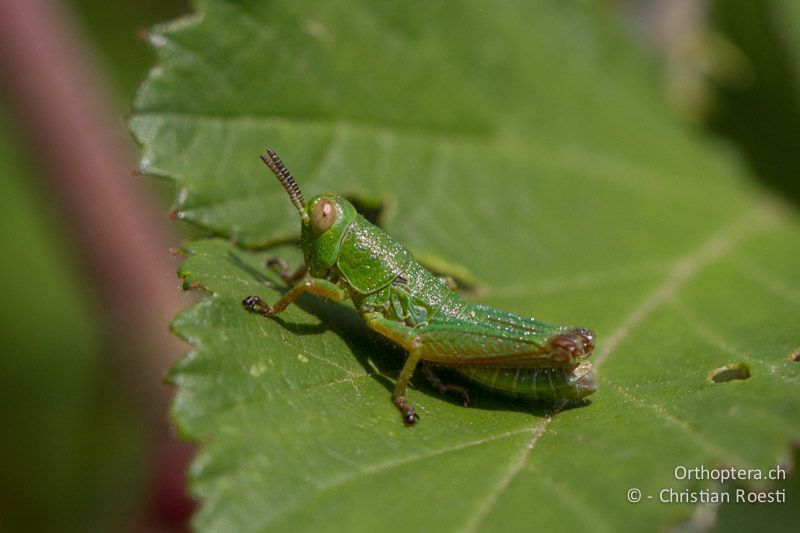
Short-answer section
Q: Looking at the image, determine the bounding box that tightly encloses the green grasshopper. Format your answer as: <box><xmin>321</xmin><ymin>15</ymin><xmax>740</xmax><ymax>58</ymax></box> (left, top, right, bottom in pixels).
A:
<box><xmin>243</xmin><ymin>150</ymin><xmax>596</xmax><ymax>425</ymax></box>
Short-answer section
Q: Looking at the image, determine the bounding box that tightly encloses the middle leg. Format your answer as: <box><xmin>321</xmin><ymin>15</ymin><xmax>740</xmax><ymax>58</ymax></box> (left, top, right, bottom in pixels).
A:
<box><xmin>364</xmin><ymin>313</ymin><xmax>424</xmax><ymax>425</ymax></box>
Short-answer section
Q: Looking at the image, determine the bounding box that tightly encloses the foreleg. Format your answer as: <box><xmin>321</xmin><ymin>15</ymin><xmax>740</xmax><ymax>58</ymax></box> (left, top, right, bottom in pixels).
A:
<box><xmin>243</xmin><ymin>277</ymin><xmax>347</xmax><ymax>317</ymax></box>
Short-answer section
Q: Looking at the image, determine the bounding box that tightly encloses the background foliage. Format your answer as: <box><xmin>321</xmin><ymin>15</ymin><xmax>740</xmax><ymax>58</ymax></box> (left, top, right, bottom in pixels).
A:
<box><xmin>0</xmin><ymin>0</ymin><xmax>187</xmax><ymax>529</ymax></box>
<box><xmin>129</xmin><ymin>0</ymin><xmax>799</xmax><ymax>531</ymax></box>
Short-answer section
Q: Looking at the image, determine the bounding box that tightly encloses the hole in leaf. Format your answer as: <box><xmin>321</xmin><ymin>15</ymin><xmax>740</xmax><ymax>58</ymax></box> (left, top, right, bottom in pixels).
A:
<box><xmin>345</xmin><ymin>194</ymin><xmax>387</xmax><ymax>226</ymax></box>
<box><xmin>709</xmin><ymin>363</ymin><xmax>751</xmax><ymax>383</ymax></box>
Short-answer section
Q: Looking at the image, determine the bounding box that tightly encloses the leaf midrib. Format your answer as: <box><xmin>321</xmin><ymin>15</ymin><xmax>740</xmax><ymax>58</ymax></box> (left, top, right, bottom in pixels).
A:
<box><xmin>453</xmin><ymin>199</ymin><xmax>784</xmax><ymax>531</ymax></box>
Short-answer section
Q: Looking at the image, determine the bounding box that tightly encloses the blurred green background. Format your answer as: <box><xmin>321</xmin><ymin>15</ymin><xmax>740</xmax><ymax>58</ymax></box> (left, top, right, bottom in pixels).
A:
<box><xmin>0</xmin><ymin>1</ymin><xmax>188</xmax><ymax>530</ymax></box>
<box><xmin>0</xmin><ymin>0</ymin><xmax>797</xmax><ymax>531</ymax></box>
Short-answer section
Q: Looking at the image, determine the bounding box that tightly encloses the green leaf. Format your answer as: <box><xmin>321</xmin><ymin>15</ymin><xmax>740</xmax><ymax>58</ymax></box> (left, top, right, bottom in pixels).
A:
<box><xmin>130</xmin><ymin>1</ymin><xmax>800</xmax><ymax>530</ymax></box>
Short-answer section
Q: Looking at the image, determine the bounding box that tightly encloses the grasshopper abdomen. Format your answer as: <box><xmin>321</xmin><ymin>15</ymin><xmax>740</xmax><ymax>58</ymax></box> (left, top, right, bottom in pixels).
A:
<box><xmin>454</xmin><ymin>361</ymin><xmax>596</xmax><ymax>401</ymax></box>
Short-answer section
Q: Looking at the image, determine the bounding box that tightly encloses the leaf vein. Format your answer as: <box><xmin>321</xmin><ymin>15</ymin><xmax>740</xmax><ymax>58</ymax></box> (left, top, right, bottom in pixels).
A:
<box><xmin>460</xmin><ymin>416</ymin><xmax>552</xmax><ymax>533</ymax></box>
<box><xmin>605</xmin><ymin>379</ymin><xmax>754</xmax><ymax>467</ymax></box>
<box><xmin>595</xmin><ymin>203</ymin><xmax>778</xmax><ymax>368</ymax></box>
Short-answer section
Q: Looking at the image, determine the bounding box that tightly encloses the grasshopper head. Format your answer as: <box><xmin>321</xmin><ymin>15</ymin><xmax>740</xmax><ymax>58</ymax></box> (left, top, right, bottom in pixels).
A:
<box><xmin>300</xmin><ymin>193</ymin><xmax>357</xmax><ymax>276</ymax></box>
<box><xmin>261</xmin><ymin>149</ymin><xmax>356</xmax><ymax>277</ymax></box>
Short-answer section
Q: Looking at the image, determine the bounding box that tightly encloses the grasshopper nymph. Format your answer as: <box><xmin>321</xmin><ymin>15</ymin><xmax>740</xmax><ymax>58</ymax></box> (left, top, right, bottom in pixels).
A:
<box><xmin>243</xmin><ymin>150</ymin><xmax>597</xmax><ymax>425</ymax></box>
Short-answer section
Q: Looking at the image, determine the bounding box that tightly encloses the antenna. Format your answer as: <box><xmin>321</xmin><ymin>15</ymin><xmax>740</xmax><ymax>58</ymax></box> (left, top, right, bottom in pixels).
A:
<box><xmin>260</xmin><ymin>149</ymin><xmax>306</xmax><ymax>215</ymax></box>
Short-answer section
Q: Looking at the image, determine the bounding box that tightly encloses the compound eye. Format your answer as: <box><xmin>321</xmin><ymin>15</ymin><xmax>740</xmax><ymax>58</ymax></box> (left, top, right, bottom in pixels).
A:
<box><xmin>311</xmin><ymin>199</ymin><xmax>336</xmax><ymax>232</ymax></box>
